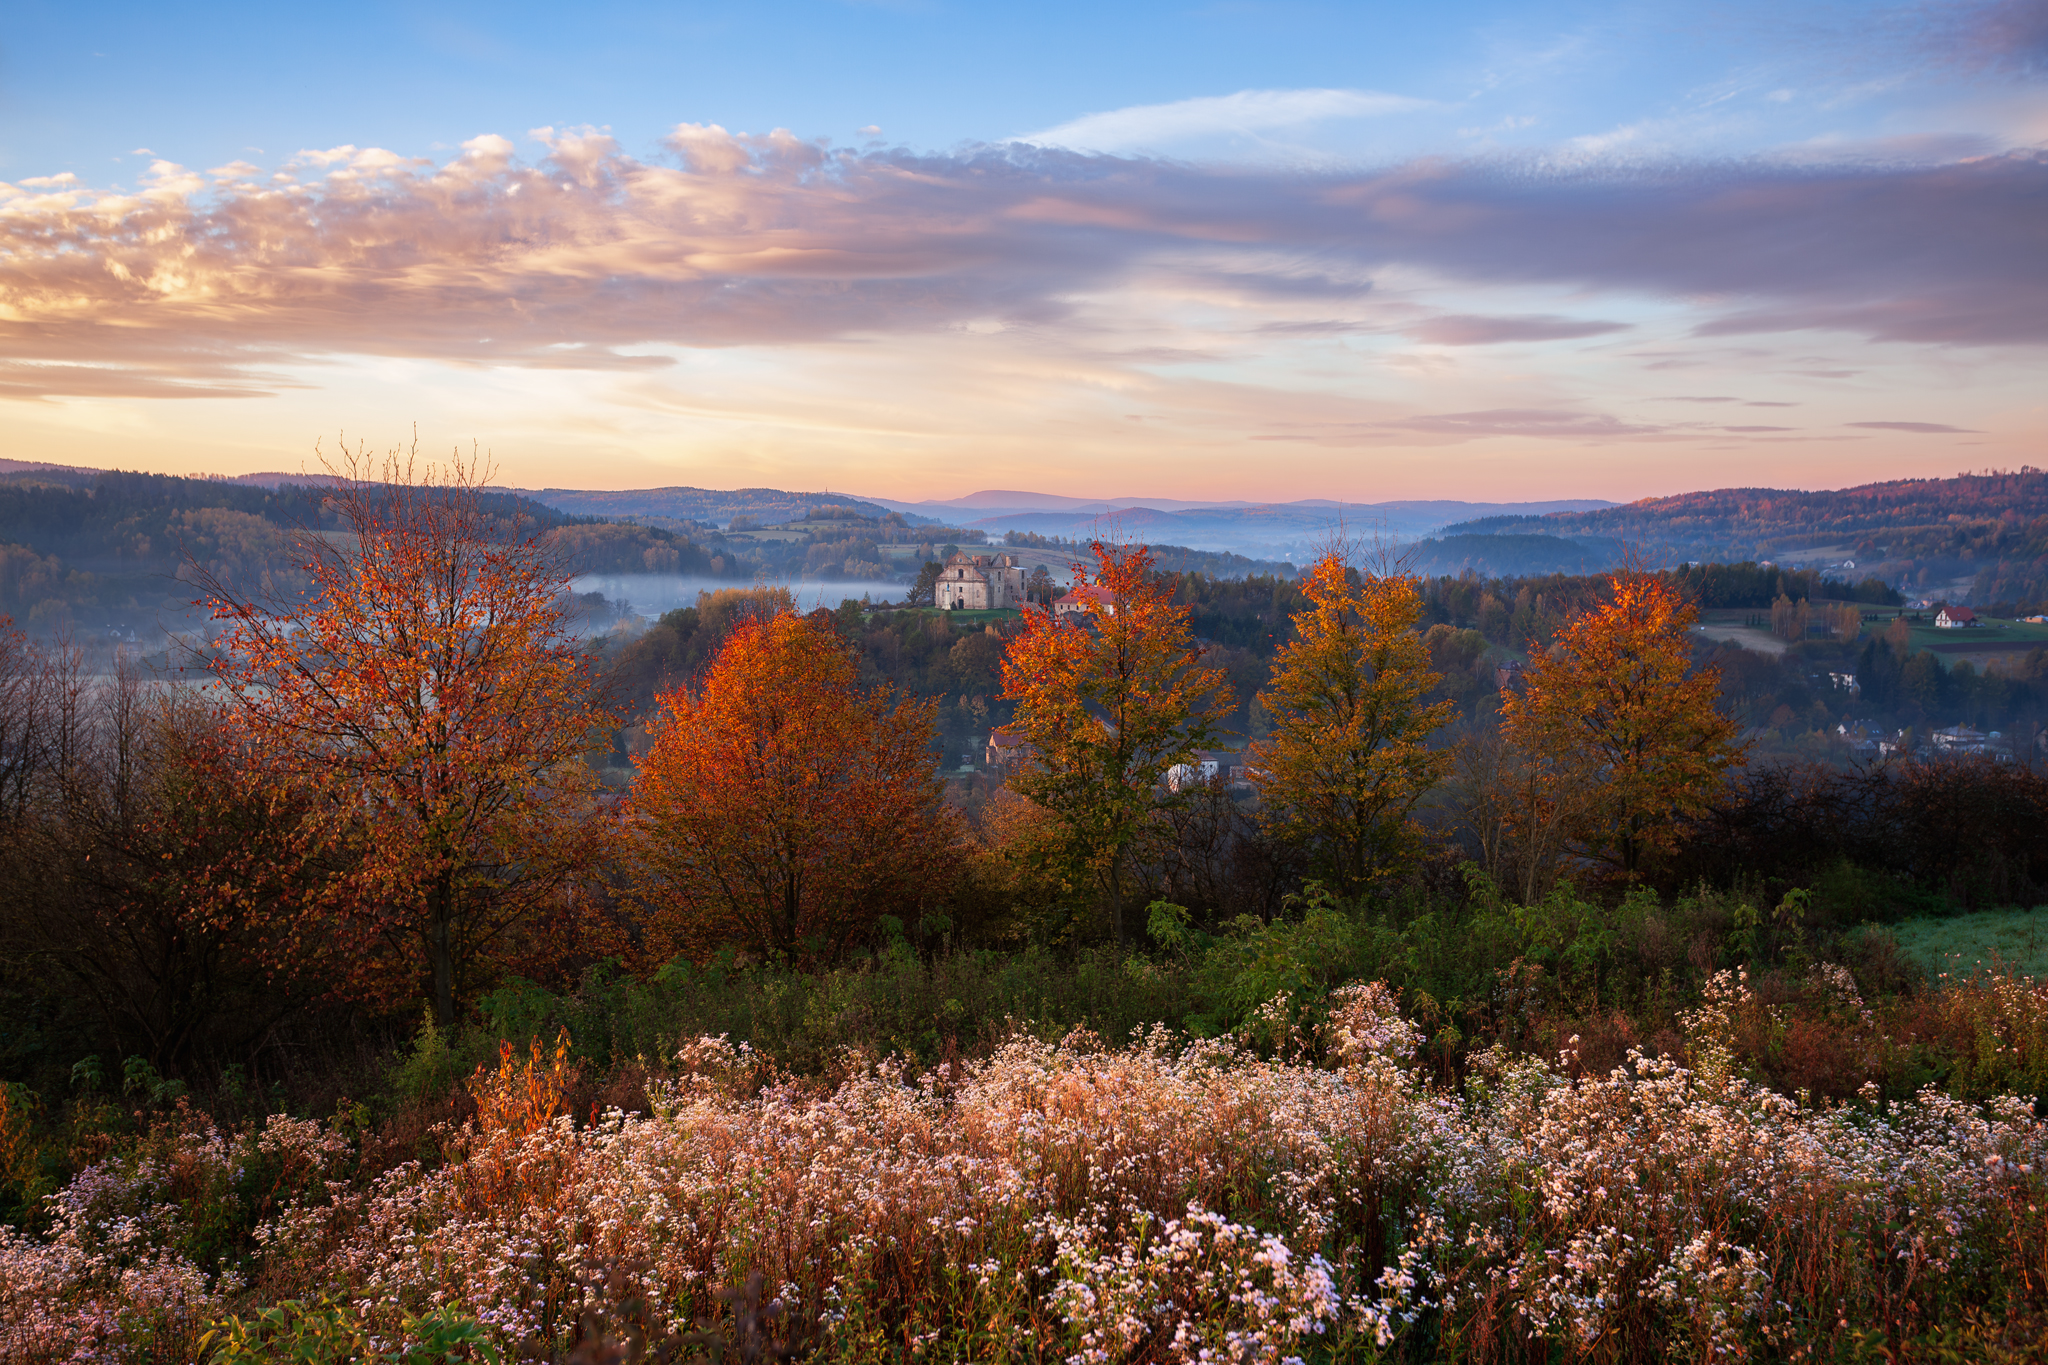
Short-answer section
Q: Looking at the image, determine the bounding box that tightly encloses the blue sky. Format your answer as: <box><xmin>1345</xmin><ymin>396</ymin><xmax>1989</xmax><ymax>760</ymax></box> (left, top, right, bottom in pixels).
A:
<box><xmin>1</xmin><ymin>0</ymin><xmax>2042</xmax><ymax>501</ymax></box>
<box><xmin>13</xmin><ymin>2</ymin><xmax>2032</xmax><ymax>175</ymax></box>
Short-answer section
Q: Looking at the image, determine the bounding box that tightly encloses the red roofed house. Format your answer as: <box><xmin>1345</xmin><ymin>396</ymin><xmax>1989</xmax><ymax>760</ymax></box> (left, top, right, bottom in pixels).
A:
<box><xmin>1935</xmin><ymin>605</ymin><xmax>1979</xmax><ymax>629</ymax></box>
<box><xmin>985</xmin><ymin>726</ymin><xmax>1033</xmax><ymax>770</ymax></box>
<box><xmin>1053</xmin><ymin>584</ymin><xmax>1117</xmax><ymax>622</ymax></box>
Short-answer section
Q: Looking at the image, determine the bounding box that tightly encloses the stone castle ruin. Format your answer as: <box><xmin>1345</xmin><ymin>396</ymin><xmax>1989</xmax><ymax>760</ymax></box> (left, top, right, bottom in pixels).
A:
<box><xmin>937</xmin><ymin>551</ymin><xmax>1028</xmax><ymax>610</ymax></box>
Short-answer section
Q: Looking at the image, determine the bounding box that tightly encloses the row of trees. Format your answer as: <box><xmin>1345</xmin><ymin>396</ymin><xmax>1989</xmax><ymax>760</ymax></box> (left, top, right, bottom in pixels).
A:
<box><xmin>1</xmin><ymin>453</ymin><xmax>1758</xmax><ymax>1044</ymax></box>
<box><xmin>613</xmin><ymin>534</ymin><xmax>1743</xmax><ymax>961</ymax></box>
<box><xmin>1769</xmin><ymin>595</ymin><xmax>1864</xmax><ymax>642</ymax></box>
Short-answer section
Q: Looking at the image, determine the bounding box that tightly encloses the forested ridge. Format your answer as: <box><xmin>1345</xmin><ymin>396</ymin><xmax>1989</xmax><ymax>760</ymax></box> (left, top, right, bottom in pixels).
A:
<box><xmin>0</xmin><ymin>468</ymin><xmax>706</xmax><ymax>630</ymax></box>
<box><xmin>1446</xmin><ymin>467</ymin><xmax>2048</xmax><ymax>603</ymax></box>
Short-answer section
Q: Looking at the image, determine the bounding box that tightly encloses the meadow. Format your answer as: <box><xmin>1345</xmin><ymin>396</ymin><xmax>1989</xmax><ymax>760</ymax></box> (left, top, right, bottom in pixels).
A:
<box><xmin>6</xmin><ymin>886</ymin><xmax>2048</xmax><ymax>1364</ymax></box>
<box><xmin>3</xmin><ymin>975</ymin><xmax>2045</xmax><ymax>1365</ymax></box>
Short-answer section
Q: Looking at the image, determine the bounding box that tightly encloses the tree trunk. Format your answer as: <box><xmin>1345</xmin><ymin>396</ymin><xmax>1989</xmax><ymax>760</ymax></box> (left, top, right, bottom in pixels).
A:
<box><xmin>1106</xmin><ymin>855</ymin><xmax>1126</xmax><ymax>945</ymax></box>
<box><xmin>430</xmin><ymin>874</ymin><xmax>456</xmax><ymax>1029</ymax></box>
<box><xmin>784</xmin><ymin>875</ymin><xmax>801</xmax><ymax>959</ymax></box>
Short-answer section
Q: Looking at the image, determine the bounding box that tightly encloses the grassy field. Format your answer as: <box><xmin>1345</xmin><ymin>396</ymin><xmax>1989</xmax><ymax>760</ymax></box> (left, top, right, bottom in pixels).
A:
<box><xmin>1890</xmin><ymin>906</ymin><xmax>2048</xmax><ymax>979</ymax></box>
<box><xmin>1908</xmin><ymin>617</ymin><xmax>2048</xmax><ymax>647</ymax></box>
<box><xmin>880</xmin><ymin>606</ymin><xmax>1025</xmax><ymax>627</ymax></box>
<box><xmin>1693</xmin><ymin>617</ymin><xmax>1788</xmax><ymax>655</ymax></box>
<box><xmin>1689</xmin><ymin>607</ymin><xmax>2048</xmax><ymax>663</ymax></box>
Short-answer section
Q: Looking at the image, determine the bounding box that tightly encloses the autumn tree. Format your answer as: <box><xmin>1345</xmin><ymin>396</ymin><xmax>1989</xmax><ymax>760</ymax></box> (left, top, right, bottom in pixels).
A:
<box><xmin>1499</xmin><ymin>567</ymin><xmax>1745</xmax><ymax>878</ymax></box>
<box><xmin>629</xmin><ymin>610</ymin><xmax>955</xmax><ymax>962</ymax></box>
<box><xmin>1251</xmin><ymin>551</ymin><xmax>1454</xmax><ymax>895</ymax></box>
<box><xmin>999</xmin><ymin>540</ymin><xmax>1232</xmax><ymax>942</ymax></box>
<box><xmin>204</xmin><ymin>443</ymin><xmax>617</xmax><ymax>1025</ymax></box>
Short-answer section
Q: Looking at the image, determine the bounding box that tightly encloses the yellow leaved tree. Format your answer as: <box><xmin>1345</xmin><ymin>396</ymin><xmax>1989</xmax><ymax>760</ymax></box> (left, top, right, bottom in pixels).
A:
<box><xmin>999</xmin><ymin>541</ymin><xmax>1232</xmax><ymax>942</ymax></box>
<box><xmin>1250</xmin><ymin>551</ymin><xmax>1454</xmax><ymax>895</ymax></box>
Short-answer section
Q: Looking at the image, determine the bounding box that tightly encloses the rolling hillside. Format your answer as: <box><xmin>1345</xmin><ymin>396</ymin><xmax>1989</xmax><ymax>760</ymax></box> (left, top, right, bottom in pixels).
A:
<box><xmin>1441</xmin><ymin>468</ymin><xmax>2048</xmax><ymax>606</ymax></box>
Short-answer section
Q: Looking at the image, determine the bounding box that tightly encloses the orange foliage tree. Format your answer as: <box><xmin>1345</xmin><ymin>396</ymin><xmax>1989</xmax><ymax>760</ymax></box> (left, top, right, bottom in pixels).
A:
<box><xmin>629</xmin><ymin>610</ymin><xmax>955</xmax><ymax>962</ymax></box>
<box><xmin>1499</xmin><ymin>567</ymin><xmax>1745</xmax><ymax>877</ymax></box>
<box><xmin>204</xmin><ymin>444</ymin><xmax>617</xmax><ymax>1025</ymax></box>
<box><xmin>999</xmin><ymin>541</ymin><xmax>1232</xmax><ymax>941</ymax></box>
<box><xmin>1251</xmin><ymin>551</ymin><xmax>1454</xmax><ymax>895</ymax></box>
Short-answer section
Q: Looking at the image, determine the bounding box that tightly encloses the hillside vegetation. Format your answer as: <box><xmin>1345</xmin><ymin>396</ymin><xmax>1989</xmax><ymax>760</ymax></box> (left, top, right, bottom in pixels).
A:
<box><xmin>1445</xmin><ymin>467</ymin><xmax>2048</xmax><ymax>604</ymax></box>
<box><xmin>0</xmin><ymin>468</ymin><xmax>704</xmax><ymax>633</ymax></box>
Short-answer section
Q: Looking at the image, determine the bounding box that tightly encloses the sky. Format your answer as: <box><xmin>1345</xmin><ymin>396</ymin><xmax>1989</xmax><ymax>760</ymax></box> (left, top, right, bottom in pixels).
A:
<box><xmin>0</xmin><ymin>0</ymin><xmax>2043</xmax><ymax>503</ymax></box>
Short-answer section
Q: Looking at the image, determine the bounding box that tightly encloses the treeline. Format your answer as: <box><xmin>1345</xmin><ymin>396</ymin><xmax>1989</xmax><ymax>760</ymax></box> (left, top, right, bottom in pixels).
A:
<box><xmin>1665</xmin><ymin>560</ymin><xmax>1900</xmax><ymax>608</ymax></box>
<box><xmin>604</xmin><ymin>572</ymin><xmax>1316</xmax><ymax>753</ymax></box>
<box><xmin>1448</xmin><ymin>466</ymin><xmax>2048</xmax><ymax>547</ymax></box>
<box><xmin>1000</xmin><ymin>528</ymin><xmax>1297</xmax><ymax>579</ymax></box>
<box><xmin>598</xmin><ymin>563</ymin><xmax>2048</xmax><ymax>767</ymax></box>
<box><xmin>1665</xmin><ymin>759</ymin><xmax>2048</xmax><ymax>909</ymax></box>
<box><xmin>1401</xmin><ymin>532</ymin><xmax>1612</xmax><ymax>577</ymax></box>
<box><xmin>521</xmin><ymin>483</ymin><xmax>907</xmax><ymax>526</ymax></box>
<box><xmin>1444</xmin><ymin>468</ymin><xmax>2048</xmax><ymax>606</ymax></box>
<box><xmin>1853</xmin><ymin>623</ymin><xmax>2048</xmax><ymax>730</ymax></box>
<box><xmin>0</xmin><ymin>467</ymin><xmax>710</xmax><ymax>631</ymax></box>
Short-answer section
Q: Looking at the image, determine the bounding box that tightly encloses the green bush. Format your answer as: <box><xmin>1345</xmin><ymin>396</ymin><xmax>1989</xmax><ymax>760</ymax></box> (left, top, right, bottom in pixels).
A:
<box><xmin>202</xmin><ymin>1299</ymin><xmax>500</xmax><ymax>1364</ymax></box>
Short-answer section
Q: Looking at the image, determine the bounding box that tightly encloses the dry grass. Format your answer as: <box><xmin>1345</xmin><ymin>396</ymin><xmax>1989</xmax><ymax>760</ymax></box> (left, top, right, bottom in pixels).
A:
<box><xmin>4</xmin><ymin>980</ymin><xmax>2047</xmax><ymax>1363</ymax></box>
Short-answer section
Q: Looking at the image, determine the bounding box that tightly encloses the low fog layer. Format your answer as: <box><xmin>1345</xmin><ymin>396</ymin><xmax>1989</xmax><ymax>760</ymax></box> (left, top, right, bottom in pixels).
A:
<box><xmin>569</xmin><ymin>575</ymin><xmax>908</xmax><ymax>620</ymax></box>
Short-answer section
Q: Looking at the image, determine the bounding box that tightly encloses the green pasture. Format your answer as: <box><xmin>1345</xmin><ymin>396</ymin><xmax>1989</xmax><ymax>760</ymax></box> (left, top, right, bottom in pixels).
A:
<box><xmin>880</xmin><ymin>606</ymin><xmax>1024</xmax><ymax>626</ymax></box>
<box><xmin>931</xmin><ymin>607</ymin><xmax>1023</xmax><ymax>626</ymax></box>
<box><xmin>1900</xmin><ymin>616</ymin><xmax>2048</xmax><ymax>647</ymax></box>
<box><xmin>1888</xmin><ymin>906</ymin><xmax>2048</xmax><ymax>981</ymax></box>
<box><xmin>1692</xmin><ymin>606</ymin><xmax>2048</xmax><ymax>659</ymax></box>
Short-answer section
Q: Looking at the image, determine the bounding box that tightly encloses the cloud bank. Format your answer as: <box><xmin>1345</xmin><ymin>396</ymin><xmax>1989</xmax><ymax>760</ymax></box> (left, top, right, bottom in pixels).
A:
<box><xmin>0</xmin><ymin>128</ymin><xmax>2042</xmax><ymax>404</ymax></box>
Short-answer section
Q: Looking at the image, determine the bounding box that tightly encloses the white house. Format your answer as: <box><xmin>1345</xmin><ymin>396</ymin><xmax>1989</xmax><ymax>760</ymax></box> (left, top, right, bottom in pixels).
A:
<box><xmin>1165</xmin><ymin>750</ymin><xmax>1240</xmax><ymax>791</ymax></box>
<box><xmin>1935</xmin><ymin>606</ymin><xmax>1979</xmax><ymax>629</ymax></box>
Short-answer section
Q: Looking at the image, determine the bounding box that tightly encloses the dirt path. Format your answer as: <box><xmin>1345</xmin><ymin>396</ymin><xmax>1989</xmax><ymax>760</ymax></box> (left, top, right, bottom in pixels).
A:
<box><xmin>1693</xmin><ymin>623</ymin><xmax>1787</xmax><ymax>655</ymax></box>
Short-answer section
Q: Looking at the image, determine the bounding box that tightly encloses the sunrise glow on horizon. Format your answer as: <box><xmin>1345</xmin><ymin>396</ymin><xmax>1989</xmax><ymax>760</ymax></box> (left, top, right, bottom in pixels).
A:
<box><xmin>2</xmin><ymin>0</ymin><xmax>2043</xmax><ymax>504</ymax></box>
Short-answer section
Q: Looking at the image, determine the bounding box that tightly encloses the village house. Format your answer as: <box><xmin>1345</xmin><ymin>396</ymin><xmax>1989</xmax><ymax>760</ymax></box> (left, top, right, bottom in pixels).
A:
<box><xmin>1935</xmin><ymin>605</ymin><xmax>1979</xmax><ymax>628</ymax></box>
<box><xmin>936</xmin><ymin>551</ymin><xmax>1028</xmax><ymax>610</ymax></box>
<box><xmin>1932</xmin><ymin>724</ymin><xmax>2003</xmax><ymax>756</ymax></box>
<box><xmin>1052</xmin><ymin>584</ymin><xmax>1117</xmax><ymax>622</ymax></box>
<box><xmin>985</xmin><ymin>726</ymin><xmax>1032</xmax><ymax>770</ymax></box>
<box><xmin>1166</xmin><ymin>750</ymin><xmax>1245</xmax><ymax>791</ymax></box>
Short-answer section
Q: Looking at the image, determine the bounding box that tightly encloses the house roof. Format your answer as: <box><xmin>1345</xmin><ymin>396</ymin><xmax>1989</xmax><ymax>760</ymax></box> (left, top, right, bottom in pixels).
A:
<box><xmin>1054</xmin><ymin>585</ymin><xmax>1116</xmax><ymax>607</ymax></box>
<box><xmin>1940</xmin><ymin>605</ymin><xmax>1977</xmax><ymax>622</ymax></box>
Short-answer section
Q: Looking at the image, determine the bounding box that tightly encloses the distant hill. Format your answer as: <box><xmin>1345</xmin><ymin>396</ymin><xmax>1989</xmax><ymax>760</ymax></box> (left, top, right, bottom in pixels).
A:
<box><xmin>1438</xmin><ymin>468</ymin><xmax>2048</xmax><ymax>606</ymax></box>
<box><xmin>1401</xmin><ymin>534</ymin><xmax>1616</xmax><ymax>577</ymax></box>
<box><xmin>935</xmin><ymin>497</ymin><xmax>1617</xmax><ymax>562</ymax></box>
<box><xmin>872</xmin><ymin>488</ymin><xmax>1616</xmax><ymax>521</ymax></box>
<box><xmin>521</xmin><ymin>486</ymin><xmax>909</xmax><ymax>526</ymax></box>
<box><xmin>0</xmin><ymin>467</ymin><xmax>704</xmax><ymax>635</ymax></box>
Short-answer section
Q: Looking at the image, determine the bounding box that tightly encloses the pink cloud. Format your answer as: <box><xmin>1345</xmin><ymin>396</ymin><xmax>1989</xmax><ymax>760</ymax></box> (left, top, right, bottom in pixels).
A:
<box><xmin>1388</xmin><ymin>409</ymin><xmax>1670</xmax><ymax>439</ymax></box>
<box><xmin>0</xmin><ymin>130</ymin><xmax>2040</xmax><ymax>401</ymax></box>
<box><xmin>1847</xmin><ymin>420</ymin><xmax>1983</xmax><ymax>433</ymax></box>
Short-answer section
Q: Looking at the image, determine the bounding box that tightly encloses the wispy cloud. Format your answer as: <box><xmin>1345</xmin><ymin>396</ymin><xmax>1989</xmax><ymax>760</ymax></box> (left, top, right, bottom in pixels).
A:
<box><xmin>1848</xmin><ymin>419</ymin><xmax>1983</xmax><ymax>433</ymax></box>
<box><xmin>1388</xmin><ymin>409</ymin><xmax>1669</xmax><ymax>440</ymax></box>
<box><xmin>1405</xmin><ymin>314</ymin><xmax>1632</xmax><ymax>345</ymax></box>
<box><xmin>1018</xmin><ymin>88</ymin><xmax>1430</xmax><ymax>151</ymax></box>
<box><xmin>0</xmin><ymin>129</ymin><xmax>2040</xmax><ymax>405</ymax></box>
